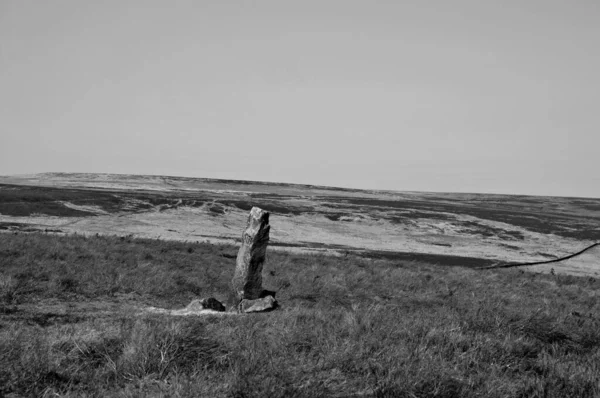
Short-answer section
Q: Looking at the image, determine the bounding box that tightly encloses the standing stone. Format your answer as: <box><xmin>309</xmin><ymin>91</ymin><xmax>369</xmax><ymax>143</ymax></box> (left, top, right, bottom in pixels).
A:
<box><xmin>231</xmin><ymin>207</ymin><xmax>271</xmax><ymax>302</ymax></box>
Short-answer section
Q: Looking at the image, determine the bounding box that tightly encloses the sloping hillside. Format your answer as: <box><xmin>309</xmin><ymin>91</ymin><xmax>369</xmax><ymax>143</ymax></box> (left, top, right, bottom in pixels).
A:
<box><xmin>1</xmin><ymin>172</ymin><xmax>599</xmax><ymax>275</ymax></box>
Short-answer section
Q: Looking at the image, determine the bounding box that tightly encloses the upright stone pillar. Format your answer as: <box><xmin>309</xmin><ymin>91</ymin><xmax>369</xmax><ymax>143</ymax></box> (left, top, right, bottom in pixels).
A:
<box><xmin>231</xmin><ymin>207</ymin><xmax>271</xmax><ymax>302</ymax></box>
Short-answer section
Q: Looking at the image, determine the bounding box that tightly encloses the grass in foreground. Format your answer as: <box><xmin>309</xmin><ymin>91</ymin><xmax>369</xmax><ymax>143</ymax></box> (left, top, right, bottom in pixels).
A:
<box><xmin>1</xmin><ymin>232</ymin><xmax>600</xmax><ymax>397</ymax></box>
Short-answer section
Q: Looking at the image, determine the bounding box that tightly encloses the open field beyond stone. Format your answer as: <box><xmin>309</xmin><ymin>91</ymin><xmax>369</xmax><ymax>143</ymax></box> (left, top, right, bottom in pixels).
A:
<box><xmin>1</xmin><ymin>172</ymin><xmax>600</xmax><ymax>276</ymax></box>
<box><xmin>1</xmin><ymin>233</ymin><xmax>600</xmax><ymax>397</ymax></box>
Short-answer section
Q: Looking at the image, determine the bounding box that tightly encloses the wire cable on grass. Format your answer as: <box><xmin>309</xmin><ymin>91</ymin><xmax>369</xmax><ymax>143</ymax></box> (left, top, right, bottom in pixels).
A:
<box><xmin>478</xmin><ymin>242</ymin><xmax>600</xmax><ymax>270</ymax></box>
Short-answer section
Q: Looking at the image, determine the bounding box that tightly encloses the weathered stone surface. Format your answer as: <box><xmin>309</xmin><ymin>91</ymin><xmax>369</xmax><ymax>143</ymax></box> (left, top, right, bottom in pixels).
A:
<box><xmin>240</xmin><ymin>295</ymin><xmax>277</xmax><ymax>313</ymax></box>
<box><xmin>231</xmin><ymin>207</ymin><xmax>270</xmax><ymax>302</ymax></box>
<box><xmin>201</xmin><ymin>297</ymin><xmax>226</xmax><ymax>312</ymax></box>
<box><xmin>185</xmin><ymin>297</ymin><xmax>226</xmax><ymax>312</ymax></box>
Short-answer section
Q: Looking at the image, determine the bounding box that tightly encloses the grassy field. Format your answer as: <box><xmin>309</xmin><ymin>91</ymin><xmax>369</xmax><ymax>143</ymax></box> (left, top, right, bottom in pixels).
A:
<box><xmin>1</xmin><ymin>232</ymin><xmax>600</xmax><ymax>397</ymax></box>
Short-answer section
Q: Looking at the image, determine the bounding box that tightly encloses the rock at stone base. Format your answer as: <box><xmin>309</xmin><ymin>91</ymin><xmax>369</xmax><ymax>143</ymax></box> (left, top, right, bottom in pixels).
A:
<box><xmin>185</xmin><ymin>297</ymin><xmax>226</xmax><ymax>312</ymax></box>
<box><xmin>240</xmin><ymin>295</ymin><xmax>277</xmax><ymax>313</ymax></box>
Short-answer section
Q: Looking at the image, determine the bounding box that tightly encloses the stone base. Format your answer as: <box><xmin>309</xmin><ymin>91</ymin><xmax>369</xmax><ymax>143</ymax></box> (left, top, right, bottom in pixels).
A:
<box><xmin>185</xmin><ymin>297</ymin><xmax>226</xmax><ymax>312</ymax></box>
<box><xmin>239</xmin><ymin>295</ymin><xmax>277</xmax><ymax>313</ymax></box>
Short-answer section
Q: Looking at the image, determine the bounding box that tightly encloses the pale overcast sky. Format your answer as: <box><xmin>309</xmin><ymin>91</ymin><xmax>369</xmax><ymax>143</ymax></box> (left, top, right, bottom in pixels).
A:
<box><xmin>1</xmin><ymin>1</ymin><xmax>599</xmax><ymax>197</ymax></box>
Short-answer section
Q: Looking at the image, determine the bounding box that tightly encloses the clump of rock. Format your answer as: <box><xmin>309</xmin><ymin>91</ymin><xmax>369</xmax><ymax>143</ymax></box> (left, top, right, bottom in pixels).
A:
<box><xmin>145</xmin><ymin>296</ymin><xmax>229</xmax><ymax>316</ymax></box>
<box><xmin>239</xmin><ymin>295</ymin><xmax>277</xmax><ymax>313</ymax></box>
<box><xmin>185</xmin><ymin>297</ymin><xmax>226</xmax><ymax>312</ymax></box>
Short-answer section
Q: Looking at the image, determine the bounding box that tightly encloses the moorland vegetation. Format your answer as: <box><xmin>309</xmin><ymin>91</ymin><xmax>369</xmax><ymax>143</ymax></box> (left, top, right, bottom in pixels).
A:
<box><xmin>1</xmin><ymin>232</ymin><xmax>599</xmax><ymax>397</ymax></box>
